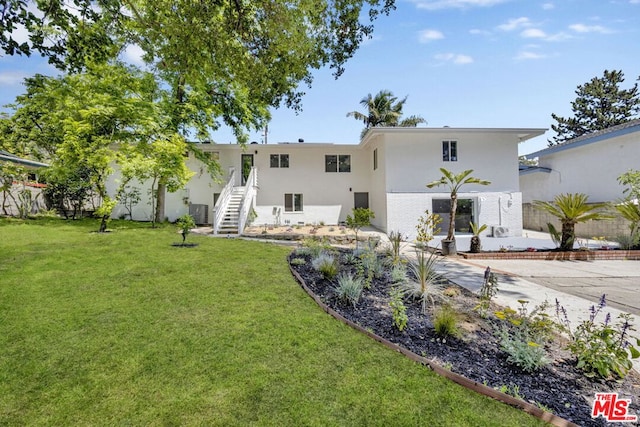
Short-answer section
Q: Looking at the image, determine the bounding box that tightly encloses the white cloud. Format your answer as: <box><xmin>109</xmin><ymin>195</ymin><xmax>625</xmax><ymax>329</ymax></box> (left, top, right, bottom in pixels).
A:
<box><xmin>469</xmin><ymin>28</ymin><xmax>492</xmax><ymax>36</ymax></box>
<box><xmin>521</xmin><ymin>28</ymin><xmax>547</xmax><ymax>38</ymax></box>
<box><xmin>0</xmin><ymin>71</ymin><xmax>29</xmax><ymax>85</ymax></box>
<box><xmin>515</xmin><ymin>51</ymin><xmax>547</xmax><ymax>60</ymax></box>
<box><xmin>497</xmin><ymin>17</ymin><xmax>532</xmax><ymax>32</ymax></box>
<box><xmin>542</xmin><ymin>2</ymin><xmax>555</xmax><ymax>10</ymax></box>
<box><xmin>122</xmin><ymin>44</ymin><xmax>146</xmax><ymax>67</ymax></box>
<box><xmin>418</xmin><ymin>29</ymin><xmax>445</xmax><ymax>43</ymax></box>
<box><xmin>435</xmin><ymin>53</ymin><xmax>474</xmax><ymax>64</ymax></box>
<box><xmin>409</xmin><ymin>0</ymin><xmax>509</xmax><ymax>11</ymax></box>
<box><xmin>569</xmin><ymin>23</ymin><xmax>612</xmax><ymax>34</ymax></box>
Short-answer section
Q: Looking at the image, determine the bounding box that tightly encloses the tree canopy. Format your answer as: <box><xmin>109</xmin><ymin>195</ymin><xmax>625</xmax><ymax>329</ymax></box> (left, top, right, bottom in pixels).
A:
<box><xmin>549</xmin><ymin>70</ymin><xmax>640</xmax><ymax>146</ymax></box>
<box><xmin>347</xmin><ymin>90</ymin><xmax>426</xmax><ymax>138</ymax></box>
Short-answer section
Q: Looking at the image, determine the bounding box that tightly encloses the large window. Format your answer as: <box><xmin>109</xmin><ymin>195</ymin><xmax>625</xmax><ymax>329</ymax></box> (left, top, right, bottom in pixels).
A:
<box><xmin>270</xmin><ymin>154</ymin><xmax>289</xmax><ymax>168</ymax></box>
<box><xmin>442</xmin><ymin>140</ymin><xmax>457</xmax><ymax>162</ymax></box>
<box><xmin>432</xmin><ymin>198</ymin><xmax>474</xmax><ymax>234</ymax></box>
<box><xmin>284</xmin><ymin>193</ymin><xmax>303</xmax><ymax>212</ymax></box>
<box><xmin>325</xmin><ymin>154</ymin><xmax>351</xmax><ymax>172</ymax></box>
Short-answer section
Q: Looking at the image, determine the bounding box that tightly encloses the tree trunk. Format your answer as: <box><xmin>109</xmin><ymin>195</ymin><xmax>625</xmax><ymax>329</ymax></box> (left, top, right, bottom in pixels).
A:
<box><xmin>155</xmin><ymin>181</ymin><xmax>166</xmax><ymax>226</ymax></box>
<box><xmin>561</xmin><ymin>222</ymin><xmax>575</xmax><ymax>251</ymax></box>
<box><xmin>448</xmin><ymin>194</ymin><xmax>457</xmax><ymax>241</ymax></box>
<box><xmin>99</xmin><ymin>215</ymin><xmax>109</xmax><ymax>232</ymax></box>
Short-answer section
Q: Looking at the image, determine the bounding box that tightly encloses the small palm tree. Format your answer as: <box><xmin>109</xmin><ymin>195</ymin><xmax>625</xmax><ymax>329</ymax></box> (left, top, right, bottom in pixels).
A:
<box><xmin>533</xmin><ymin>193</ymin><xmax>613</xmax><ymax>251</ymax></box>
<box><xmin>469</xmin><ymin>222</ymin><xmax>488</xmax><ymax>253</ymax></box>
<box><xmin>347</xmin><ymin>90</ymin><xmax>426</xmax><ymax>138</ymax></box>
<box><xmin>426</xmin><ymin>168</ymin><xmax>490</xmax><ymax>254</ymax></box>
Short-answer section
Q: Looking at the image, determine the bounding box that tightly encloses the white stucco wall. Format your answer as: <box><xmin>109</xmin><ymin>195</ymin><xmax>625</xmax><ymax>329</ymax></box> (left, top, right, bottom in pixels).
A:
<box><xmin>520</xmin><ymin>129</ymin><xmax>640</xmax><ymax>203</ymax></box>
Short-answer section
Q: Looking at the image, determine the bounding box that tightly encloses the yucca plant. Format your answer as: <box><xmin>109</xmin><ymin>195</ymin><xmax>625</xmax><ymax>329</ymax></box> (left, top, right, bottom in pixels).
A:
<box><xmin>533</xmin><ymin>193</ymin><xmax>613</xmax><ymax>251</ymax></box>
<box><xmin>403</xmin><ymin>250</ymin><xmax>441</xmax><ymax>314</ymax></box>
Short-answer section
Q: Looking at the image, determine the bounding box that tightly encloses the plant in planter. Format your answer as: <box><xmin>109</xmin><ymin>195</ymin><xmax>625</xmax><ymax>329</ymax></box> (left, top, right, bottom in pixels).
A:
<box><xmin>469</xmin><ymin>222</ymin><xmax>487</xmax><ymax>253</ymax></box>
<box><xmin>176</xmin><ymin>214</ymin><xmax>196</xmax><ymax>246</ymax></box>
<box><xmin>533</xmin><ymin>193</ymin><xmax>613</xmax><ymax>251</ymax></box>
<box><xmin>426</xmin><ymin>168</ymin><xmax>490</xmax><ymax>255</ymax></box>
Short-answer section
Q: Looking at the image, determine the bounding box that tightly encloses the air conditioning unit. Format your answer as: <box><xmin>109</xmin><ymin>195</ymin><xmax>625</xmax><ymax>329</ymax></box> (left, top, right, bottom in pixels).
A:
<box><xmin>189</xmin><ymin>204</ymin><xmax>209</xmax><ymax>225</ymax></box>
<box><xmin>493</xmin><ymin>226</ymin><xmax>510</xmax><ymax>238</ymax></box>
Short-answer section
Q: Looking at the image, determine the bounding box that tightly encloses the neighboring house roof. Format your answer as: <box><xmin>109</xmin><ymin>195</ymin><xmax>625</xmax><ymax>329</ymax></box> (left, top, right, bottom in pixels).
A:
<box><xmin>0</xmin><ymin>150</ymin><xmax>49</xmax><ymax>168</ymax></box>
<box><xmin>525</xmin><ymin>118</ymin><xmax>640</xmax><ymax>159</ymax></box>
<box><xmin>518</xmin><ymin>165</ymin><xmax>552</xmax><ymax>175</ymax></box>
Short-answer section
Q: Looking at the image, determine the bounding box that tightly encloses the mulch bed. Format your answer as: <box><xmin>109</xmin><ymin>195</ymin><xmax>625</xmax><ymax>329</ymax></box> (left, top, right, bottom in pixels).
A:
<box><xmin>289</xmin><ymin>249</ymin><xmax>640</xmax><ymax>427</ymax></box>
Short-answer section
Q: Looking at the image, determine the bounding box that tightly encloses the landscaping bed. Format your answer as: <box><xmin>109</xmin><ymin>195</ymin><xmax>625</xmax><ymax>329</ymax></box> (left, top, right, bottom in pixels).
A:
<box><xmin>288</xmin><ymin>247</ymin><xmax>640</xmax><ymax>427</ymax></box>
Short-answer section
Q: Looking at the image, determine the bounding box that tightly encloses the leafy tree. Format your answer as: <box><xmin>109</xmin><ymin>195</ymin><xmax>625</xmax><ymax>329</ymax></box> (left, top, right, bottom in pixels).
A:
<box><xmin>347</xmin><ymin>90</ymin><xmax>426</xmax><ymax>138</ymax></box>
<box><xmin>176</xmin><ymin>214</ymin><xmax>196</xmax><ymax>245</ymax></box>
<box><xmin>8</xmin><ymin>63</ymin><xmax>174</xmax><ymax>231</ymax></box>
<box><xmin>0</xmin><ymin>0</ymin><xmax>122</xmax><ymax>71</ymax></box>
<box><xmin>4</xmin><ymin>1</ymin><xmax>397</xmax><ymax>222</ymax></box>
<box><xmin>533</xmin><ymin>193</ymin><xmax>612</xmax><ymax>251</ymax></box>
<box><xmin>618</xmin><ymin>169</ymin><xmax>640</xmax><ymax>201</ymax></box>
<box><xmin>345</xmin><ymin>207</ymin><xmax>375</xmax><ymax>249</ymax></box>
<box><xmin>426</xmin><ymin>169</ymin><xmax>490</xmax><ymax>246</ymax></box>
<box><xmin>549</xmin><ymin>70</ymin><xmax>640</xmax><ymax>146</ymax></box>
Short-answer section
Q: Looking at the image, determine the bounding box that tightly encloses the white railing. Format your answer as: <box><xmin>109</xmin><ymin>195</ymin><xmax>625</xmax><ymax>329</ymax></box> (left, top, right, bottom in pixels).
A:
<box><xmin>238</xmin><ymin>167</ymin><xmax>258</xmax><ymax>234</ymax></box>
<box><xmin>213</xmin><ymin>168</ymin><xmax>235</xmax><ymax>234</ymax></box>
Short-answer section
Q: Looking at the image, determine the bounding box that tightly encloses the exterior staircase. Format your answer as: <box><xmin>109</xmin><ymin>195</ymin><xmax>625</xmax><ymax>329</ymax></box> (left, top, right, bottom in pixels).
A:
<box><xmin>217</xmin><ymin>187</ymin><xmax>244</xmax><ymax>234</ymax></box>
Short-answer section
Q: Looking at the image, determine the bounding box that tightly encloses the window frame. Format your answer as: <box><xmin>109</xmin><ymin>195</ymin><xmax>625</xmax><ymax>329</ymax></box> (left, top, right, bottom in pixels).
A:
<box><xmin>284</xmin><ymin>193</ymin><xmax>303</xmax><ymax>212</ymax></box>
<box><xmin>442</xmin><ymin>140</ymin><xmax>458</xmax><ymax>162</ymax></box>
<box><xmin>270</xmin><ymin>154</ymin><xmax>290</xmax><ymax>168</ymax></box>
<box><xmin>373</xmin><ymin>148</ymin><xmax>378</xmax><ymax>170</ymax></box>
<box><xmin>325</xmin><ymin>154</ymin><xmax>351</xmax><ymax>173</ymax></box>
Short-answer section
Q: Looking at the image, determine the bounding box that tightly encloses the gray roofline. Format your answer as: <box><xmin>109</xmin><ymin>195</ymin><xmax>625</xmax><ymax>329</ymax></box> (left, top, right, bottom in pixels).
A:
<box><xmin>519</xmin><ymin>166</ymin><xmax>552</xmax><ymax>176</ymax></box>
<box><xmin>525</xmin><ymin>119</ymin><xmax>640</xmax><ymax>158</ymax></box>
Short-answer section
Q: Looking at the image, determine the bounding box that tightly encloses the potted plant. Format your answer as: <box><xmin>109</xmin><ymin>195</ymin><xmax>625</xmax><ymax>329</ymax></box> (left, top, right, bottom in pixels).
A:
<box><xmin>469</xmin><ymin>222</ymin><xmax>488</xmax><ymax>253</ymax></box>
<box><xmin>426</xmin><ymin>168</ymin><xmax>490</xmax><ymax>256</ymax></box>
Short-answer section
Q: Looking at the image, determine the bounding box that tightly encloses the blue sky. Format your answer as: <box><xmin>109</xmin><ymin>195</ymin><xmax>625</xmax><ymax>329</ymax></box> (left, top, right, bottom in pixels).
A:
<box><xmin>1</xmin><ymin>0</ymin><xmax>639</xmax><ymax>155</ymax></box>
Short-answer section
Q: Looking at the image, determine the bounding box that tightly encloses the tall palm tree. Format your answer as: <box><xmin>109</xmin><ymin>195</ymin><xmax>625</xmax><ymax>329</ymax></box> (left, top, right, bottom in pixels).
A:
<box><xmin>533</xmin><ymin>193</ymin><xmax>613</xmax><ymax>251</ymax></box>
<box><xmin>347</xmin><ymin>90</ymin><xmax>426</xmax><ymax>137</ymax></box>
<box><xmin>426</xmin><ymin>168</ymin><xmax>490</xmax><ymax>254</ymax></box>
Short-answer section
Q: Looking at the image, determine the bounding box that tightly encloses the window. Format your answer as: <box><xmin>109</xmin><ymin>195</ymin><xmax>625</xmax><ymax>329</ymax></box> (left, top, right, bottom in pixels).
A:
<box><xmin>270</xmin><ymin>154</ymin><xmax>289</xmax><ymax>168</ymax></box>
<box><xmin>325</xmin><ymin>154</ymin><xmax>351</xmax><ymax>172</ymax></box>
<box><xmin>284</xmin><ymin>193</ymin><xmax>303</xmax><ymax>212</ymax></box>
<box><xmin>373</xmin><ymin>149</ymin><xmax>378</xmax><ymax>170</ymax></box>
<box><xmin>442</xmin><ymin>140</ymin><xmax>457</xmax><ymax>161</ymax></box>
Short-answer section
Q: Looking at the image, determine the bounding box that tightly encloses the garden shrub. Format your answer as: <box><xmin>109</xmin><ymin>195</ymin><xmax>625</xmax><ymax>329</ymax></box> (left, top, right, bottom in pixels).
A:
<box><xmin>556</xmin><ymin>295</ymin><xmax>640</xmax><ymax>380</ymax></box>
<box><xmin>433</xmin><ymin>304</ymin><xmax>460</xmax><ymax>338</ymax></box>
<box><xmin>312</xmin><ymin>252</ymin><xmax>338</xmax><ymax>280</ymax></box>
<box><xmin>334</xmin><ymin>273</ymin><xmax>364</xmax><ymax>307</ymax></box>
<box><xmin>389</xmin><ymin>287</ymin><xmax>408</xmax><ymax>332</ymax></box>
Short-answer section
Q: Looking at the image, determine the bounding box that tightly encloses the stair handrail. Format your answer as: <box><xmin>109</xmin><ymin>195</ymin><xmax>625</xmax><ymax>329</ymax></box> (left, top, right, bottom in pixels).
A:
<box><xmin>238</xmin><ymin>166</ymin><xmax>258</xmax><ymax>234</ymax></box>
<box><xmin>213</xmin><ymin>168</ymin><xmax>236</xmax><ymax>234</ymax></box>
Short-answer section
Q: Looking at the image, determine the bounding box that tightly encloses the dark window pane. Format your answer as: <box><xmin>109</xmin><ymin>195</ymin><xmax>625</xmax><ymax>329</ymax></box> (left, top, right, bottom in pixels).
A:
<box><xmin>325</xmin><ymin>155</ymin><xmax>337</xmax><ymax>172</ymax></box>
<box><xmin>270</xmin><ymin>154</ymin><xmax>279</xmax><ymax>168</ymax></box>
<box><xmin>442</xmin><ymin>141</ymin><xmax>449</xmax><ymax>161</ymax></box>
<box><xmin>339</xmin><ymin>155</ymin><xmax>351</xmax><ymax>172</ymax></box>
<box><xmin>294</xmin><ymin>194</ymin><xmax>303</xmax><ymax>211</ymax></box>
<box><xmin>284</xmin><ymin>193</ymin><xmax>293</xmax><ymax>211</ymax></box>
<box><xmin>373</xmin><ymin>149</ymin><xmax>378</xmax><ymax>170</ymax></box>
<box><xmin>450</xmin><ymin>141</ymin><xmax>457</xmax><ymax>161</ymax></box>
<box><xmin>280</xmin><ymin>154</ymin><xmax>289</xmax><ymax>168</ymax></box>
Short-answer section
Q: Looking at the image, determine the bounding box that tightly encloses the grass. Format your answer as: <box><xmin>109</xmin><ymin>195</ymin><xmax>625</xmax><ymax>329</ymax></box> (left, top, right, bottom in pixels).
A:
<box><xmin>0</xmin><ymin>218</ymin><xmax>546</xmax><ymax>426</ymax></box>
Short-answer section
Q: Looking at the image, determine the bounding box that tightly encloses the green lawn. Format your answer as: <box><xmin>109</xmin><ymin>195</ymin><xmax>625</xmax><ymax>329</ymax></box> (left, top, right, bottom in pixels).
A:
<box><xmin>0</xmin><ymin>218</ymin><xmax>546</xmax><ymax>426</ymax></box>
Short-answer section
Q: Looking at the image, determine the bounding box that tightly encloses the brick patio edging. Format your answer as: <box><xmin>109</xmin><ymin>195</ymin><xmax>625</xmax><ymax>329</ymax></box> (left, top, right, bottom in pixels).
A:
<box><xmin>288</xmin><ymin>261</ymin><xmax>578</xmax><ymax>427</ymax></box>
<box><xmin>460</xmin><ymin>250</ymin><xmax>640</xmax><ymax>260</ymax></box>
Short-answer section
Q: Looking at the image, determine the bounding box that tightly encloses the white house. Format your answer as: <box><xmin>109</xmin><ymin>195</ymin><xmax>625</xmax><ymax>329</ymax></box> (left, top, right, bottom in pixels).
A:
<box><xmin>520</xmin><ymin>119</ymin><xmax>640</xmax><ymax>237</ymax></box>
<box><xmin>108</xmin><ymin>126</ymin><xmax>545</xmax><ymax>240</ymax></box>
<box><xmin>520</xmin><ymin>119</ymin><xmax>640</xmax><ymax>203</ymax></box>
